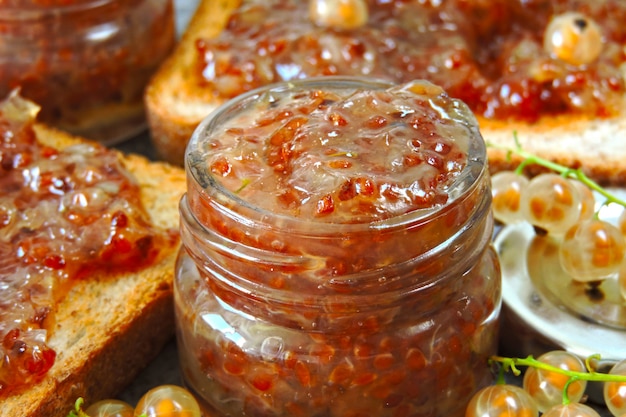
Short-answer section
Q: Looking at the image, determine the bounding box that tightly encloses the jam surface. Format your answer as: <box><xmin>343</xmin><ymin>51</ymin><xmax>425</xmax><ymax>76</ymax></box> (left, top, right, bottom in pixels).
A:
<box><xmin>190</xmin><ymin>80</ymin><xmax>474</xmax><ymax>222</ymax></box>
<box><xmin>195</xmin><ymin>0</ymin><xmax>626</xmax><ymax>122</ymax></box>
<box><xmin>0</xmin><ymin>93</ymin><xmax>175</xmax><ymax>393</ymax></box>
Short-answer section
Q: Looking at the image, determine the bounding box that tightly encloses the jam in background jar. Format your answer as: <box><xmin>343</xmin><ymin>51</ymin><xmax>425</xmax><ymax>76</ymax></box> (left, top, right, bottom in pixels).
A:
<box><xmin>175</xmin><ymin>77</ymin><xmax>502</xmax><ymax>417</ymax></box>
<box><xmin>0</xmin><ymin>0</ymin><xmax>175</xmax><ymax>145</ymax></box>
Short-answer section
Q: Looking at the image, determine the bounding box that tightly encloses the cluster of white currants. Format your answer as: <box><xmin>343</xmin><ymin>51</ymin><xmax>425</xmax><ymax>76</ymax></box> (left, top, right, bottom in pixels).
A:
<box><xmin>491</xmin><ymin>170</ymin><xmax>626</xmax><ymax>299</ymax></box>
<box><xmin>466</xmin><ymin>351</ymin><xmax>626</xmax><ymax>417</ymax></box>
<box><xmin>67</xmin><ymin>385</ymin><xmax>201</xmax><ymax>417</ymax></box>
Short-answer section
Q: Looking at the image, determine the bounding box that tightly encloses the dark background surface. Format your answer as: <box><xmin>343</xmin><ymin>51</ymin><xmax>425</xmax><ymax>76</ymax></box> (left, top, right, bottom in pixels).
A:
<box><xmin>115</xmin><ymin>132</ymin><xmax>183</xmax><ymax>405</ymax></box>
<box><xmin>112</xmin><ymin>0</ymin><xmax>196</xmax><ymax>404</ymax></box>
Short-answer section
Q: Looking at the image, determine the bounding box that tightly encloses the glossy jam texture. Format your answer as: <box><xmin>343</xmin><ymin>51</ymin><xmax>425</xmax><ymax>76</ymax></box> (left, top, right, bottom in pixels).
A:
<box><xmin>190</xmin><ymin>80</ymin><xmax>472</xmax><ymax>222</ymax></box>
<box><xmin>176</xmin><ymin>79</ymin><xmax>500</xmax><ymax>417</ymax></box>
<box><xmin>0</xmin><ymin>0</ymin><xmax>175</xmax><ymax>143</ymax></box>
<box><xmin>176</xmin><ymin>250</ymin><xmax>500</xmax><ymax>417</ymax></box>
<box><xmin>195</xmin><ymin>0</ymin><xmax>626</xmax><ymax>122</ymax></box>
<box><xmin>0</xmin><ymin>92</ymin><xmax>175</xmax><ymax>393</ymax></box>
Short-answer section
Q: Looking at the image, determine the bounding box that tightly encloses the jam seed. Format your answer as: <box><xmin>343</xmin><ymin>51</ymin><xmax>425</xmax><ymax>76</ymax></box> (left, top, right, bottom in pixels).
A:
<box><xmin>43</xmin><ymin>254</ymin><xmax>66</xmax><ymax>270</ymax></box>
<box><xmin>210</xmin><ymin>157</ymin><xmax>232</xmax><ymax>176</ymax></box>
<box><xmin>315</xmin><ymin>194</ymin><xmax>335</xmax><ymax>216</ymax></box>
<box><xmin>373</xmin><ymin>352</ymin><xmax>395</xmax><ymax>370</ymax></box>
<box><xmin>328</xmin><ymin>159</ymin><xmax>353</xmax><ymax>169</ymax></box>
<box><xmin>249</xmin><ymin>370</ymin><xmax>275</xmax><ymax>391</ymax></box>
<box><xmin>294</xmin><ymin>360</ymin><xmax>312</xmax><ymax>387</ymax></box>
<box><xmin>329</xmin><ymin>360</ymin><xmax>354</xmax><ymax>386</ymax></box>
<box><xmin>353</xmin><ymin>342</ymin><xmax>372</xmax><ymax>359</ymax></box>
<box><xmin>328</xmin><ymin>112</ymin><xmax>348</xmax><ymax>127</ymax></box>
<box><xmin>309</xmin><ymin>343</ymin><xmax>335</xmax><ymax>365</ymax></box>
<box><xmin>352</xmin><ymin>371</ymin><xmax>377</xmax><ymax>386</ymax></box>
<box><xmin>366</xmin><ymin>115</ymin><xmax>388</xmax><ymax>129</ymax></box>
<box><xmin>406</xmin><ymin>348</ymin><xmax>427</xmax><ymax>371</ymax></box>
<box><xmin>223</xmin><ymin>354</ymin><xmax>246</xmax><ymax>376</ymax></box>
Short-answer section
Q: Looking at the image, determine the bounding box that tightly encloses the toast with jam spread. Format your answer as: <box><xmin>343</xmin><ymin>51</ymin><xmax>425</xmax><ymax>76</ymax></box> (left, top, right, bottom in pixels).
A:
<box><xmin>145</xmin><ymin>0</ymin><xmax>240</xmax><ymax>166</ymax></box>
<box><xmin>0</xmin><ymin>92</ymin><xmax>186</xmax><ymax>417</ymax></box>
<box><xmin>145</xmin><ymin>0</ymin><xmax>626</xmax><ymax>185</ymax></box>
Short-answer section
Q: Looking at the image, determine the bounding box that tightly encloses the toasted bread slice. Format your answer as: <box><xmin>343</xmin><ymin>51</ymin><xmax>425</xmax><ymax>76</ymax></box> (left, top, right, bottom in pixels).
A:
<box><xmin>145</xmin><ymin>0</ymin><xmax>241</xmax><ymax>166</ymax></box>
<box><xmin>146</xmin><ymin>0</ymin><xmax>626</xmax><ymax>185</ymax></box>
<box><xmin>0</xmin><ymin>124</ymin><xmax>186</xmax><ymax>417</ymax></box>
<box><xmin>479</xmin><ymin>111</ymin><xmax>626</xmax><ymax>186</ymax></box>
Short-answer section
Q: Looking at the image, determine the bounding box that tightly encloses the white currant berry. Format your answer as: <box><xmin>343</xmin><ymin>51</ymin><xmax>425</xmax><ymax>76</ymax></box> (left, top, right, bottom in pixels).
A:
<box><xmin>541</xmin><ymin>402</ymin><xmax>601</xmax><ymax>417</ymax></box>
<box><xmin>520</xmin><ymin>173</ymin><xmax>582</xmax><ymax>235</ymax></box>
<box><xmin>465</xmin><ymin>384</ymin><xmax>539</xmax><ymax>417</ymax></box>
<box><xmin>559</xmin><ymin>219</ymin><xmax>626</xmax><ymax>282</ymax></box>
<box><xmin>569</xmin><ymin>179</ymin><xmax>595</xmax><ymax>221</ymax></box>
<box><xmin>491</xmin><ymin>171</ymin><xmax>530</xmax><ymax>224</ymax></box>
<box><xmin>544</xmin><ymin>12</ymin><xmax>603</xmax><ymax>66</ymax></box>
<box><xmin>522</xmin><ymin>350</ymin><xmax>587</xmax><ymax>412</ymax></box>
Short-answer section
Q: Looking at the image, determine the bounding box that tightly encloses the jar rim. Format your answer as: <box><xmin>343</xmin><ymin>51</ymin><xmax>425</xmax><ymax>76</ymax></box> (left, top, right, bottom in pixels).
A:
<box><xmin>185</xmin><ymin>76</ymin><xmax>487</xmax><ymax>234</ymax></box>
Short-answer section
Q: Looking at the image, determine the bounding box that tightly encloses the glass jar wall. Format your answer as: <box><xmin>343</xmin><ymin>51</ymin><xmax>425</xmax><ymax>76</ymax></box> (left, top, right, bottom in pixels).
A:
<box><xmin>175</xmin><ymin>77</ymin><xmax>502</xmax><ymax>417</ymax></box>
<box><xmin>0</xmin><ymin>0</ymin><xmax>175</xmax><ymax>145</ymax></box>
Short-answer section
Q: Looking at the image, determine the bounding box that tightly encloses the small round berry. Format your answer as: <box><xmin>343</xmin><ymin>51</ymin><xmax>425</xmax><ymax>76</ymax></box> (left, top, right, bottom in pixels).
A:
<box><xmin>465</xmin><ymin>384</ymin><xmax>539</xmax><ymax>417</ymax></box>
<box><xmin>543</xmin><ymin>12</ymin><xmax>603</xmax><ymax>66</ymax></box>
<box><xmin>619</xmin><ymin>262</ymin><xmax>626</xmax><ymax>300</ymax></box>
<box><xmin>491</xmin><ymin>171</ymin><xmax>529</xmax><ymax>224</ymax></box>
<box><xmin>542</xmin><ymin>402</ymin><xmax>601</xmax><ymax>417</ymax></box>
<box><xmin>85</xmin><ymin>399</ymin><xmax>134</xmax><ymax>417</ymax></box>
<box><xmin>520</xmin><ymin>173</ymin><xmax>581</xmax><ymax>235</ymax></box>
<box><xmin>617</xmin><ymin>209</ymin><xmax>626</xmax><ymax>236</ymax></box>
<box><xmin>569</xmin><ymin>179</ymin><xmax>595</xmax><ymax>221</ymax></box>
<box><xmin>134</xmin><ymin>385</ymin><xmax>202</xmax><ymax>417</ymax></box>
<box><xmin>309</xmin><ymin>0</ymin><xmax>369</xmax><ymax>30</ymax></box>
<box><xmin>522</xmin><ymin>350</ymin><xmax>587</xmax><ymax>412</ymax></box>
<box><xmin>559</xmin><ymin>219</ymin><xmax>626</xmax><ymax>282</ymax></box>
<box><xmin>604</xmin><ymin>359</ymin><xmax>626</xmax><ymax>417</ymax></box>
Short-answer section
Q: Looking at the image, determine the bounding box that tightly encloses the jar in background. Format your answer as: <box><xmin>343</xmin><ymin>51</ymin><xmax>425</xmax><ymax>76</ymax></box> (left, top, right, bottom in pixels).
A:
<box><xmin>0</xmin><ymin>0</ymin><xmax>175</xmax><ymax>145</ymax></box>
<box><xmin>175</xmin><ymin>77</ymin><xmax>502</xmax><ymax>417</ymax></box>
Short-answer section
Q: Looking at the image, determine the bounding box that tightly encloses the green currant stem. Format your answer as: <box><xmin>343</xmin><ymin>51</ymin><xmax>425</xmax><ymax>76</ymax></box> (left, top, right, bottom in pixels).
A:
<box><xmin>495</xmin><ymin>363</ymin><xmax>507</xmax><ymax>385</ymax></box>
<box><xmin>487</xmin><ymin>135</ymin><xmax>626</xmax><ymax>208</ymax></box>
<box><xmin>562</xmin><ymin>378</ymin><xmax>578</xmax><ymax>406</ymax></box>
<box><xmin>235</xmin><ymin>178</ymin><xmax>251</xmax><ymax>194</ymax></box>
<box><xmin>490</xmin><ymin>355</ymin><xmax>626</xmax><ymax>383</ymax></box>
<box><xmin>585</xmin><ymin>354</ymin><xmax>602</xmax><ymax>373</ymax></box>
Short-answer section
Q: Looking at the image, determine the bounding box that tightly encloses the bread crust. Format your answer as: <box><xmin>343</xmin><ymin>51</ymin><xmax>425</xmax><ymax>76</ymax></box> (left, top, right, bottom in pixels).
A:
<box><xmin>145</xmin><ymin>0</ymin><xmax>241</xmax><ymax>165</ymax></box>
<box><xmin>0</xmin><ymin>125</ymin><xmax>186</xmax><ymax>417</ymax></box>
<box><xmin>480</xmin><ymin>107</ymin><xmax>626</xmax><ymax>186</ymax></box>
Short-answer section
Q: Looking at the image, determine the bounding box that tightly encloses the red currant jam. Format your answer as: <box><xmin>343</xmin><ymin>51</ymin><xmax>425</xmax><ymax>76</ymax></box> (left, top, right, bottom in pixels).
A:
<box><xmin>195</xmin><ymin>0</ymin><xmax>626</xmax><ymax>123</ymax></box>
<box><xmin>176</xmin><ymin>78</ymin><xmax>502</xmax><ymax>417</ymax></box>
<box><xmin>0</xmin><ymin>92</ymin><xmax>176</xmax><ymax>393</ymax></box>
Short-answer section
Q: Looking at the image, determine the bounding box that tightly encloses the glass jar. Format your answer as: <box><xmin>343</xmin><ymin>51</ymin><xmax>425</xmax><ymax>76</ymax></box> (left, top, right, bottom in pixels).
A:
<box><xmin>175</xmin><ymin>77</ymin><xmax>502</xmax><ymax>417</ymax></box>
<box><xmin>0</xmin><ymin>0</ymin><xmax>175</xmax><ymax>145</ymax></box>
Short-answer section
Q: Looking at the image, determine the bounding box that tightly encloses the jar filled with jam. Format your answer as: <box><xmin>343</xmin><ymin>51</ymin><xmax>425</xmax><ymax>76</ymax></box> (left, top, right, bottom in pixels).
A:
<box><xmin>175</xmin><ymin>77</ymin><xmax>502</xmax><ymax>417</ymax></box>
<box><xmin>0</xmin><ymin>0</ymin><xmax>175</xmax><ymax>145</ymax></box>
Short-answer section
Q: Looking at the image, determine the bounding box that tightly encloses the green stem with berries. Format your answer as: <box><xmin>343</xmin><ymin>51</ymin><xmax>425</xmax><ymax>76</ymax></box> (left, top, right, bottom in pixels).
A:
<box><xmin>490</xmin><ymin>355</ymin><xmax>626</xmax><ymax>383</ymax></box>
<box><xmin>66</xmin><ymin>398</ymin><xmax>147</xmax><ymax>417</ymax></box>
<box><xmin>487</xmin><ymin>132</ymin><xmax>626</xmax><ymax>208</ymax></box>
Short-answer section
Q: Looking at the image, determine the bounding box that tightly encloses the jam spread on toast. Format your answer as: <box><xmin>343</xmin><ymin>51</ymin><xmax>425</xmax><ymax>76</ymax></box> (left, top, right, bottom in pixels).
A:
<box><xmin>196</xmin><ymin>0</ymin><xmax>626</xmax><ymax>122</ymax></box>
<box><xmin>0</xmin><ymin>92</ymin><xmax>176</xmax><ymax>393</ymax></box>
